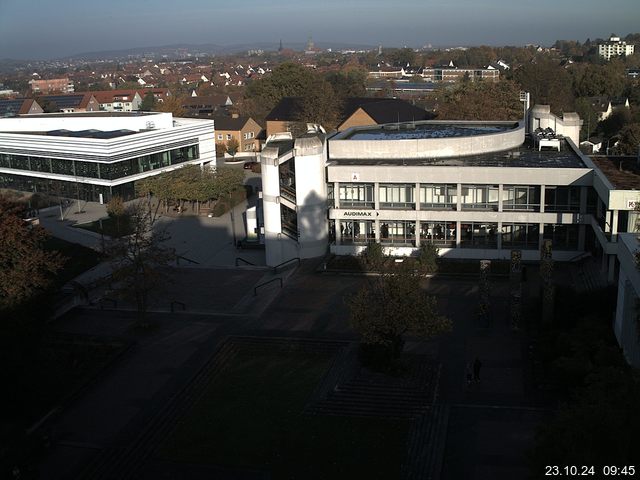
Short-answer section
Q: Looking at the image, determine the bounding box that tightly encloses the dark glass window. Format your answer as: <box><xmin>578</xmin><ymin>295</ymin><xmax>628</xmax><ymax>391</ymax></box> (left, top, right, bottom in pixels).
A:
<box><xmin>501</xmin><ymin>223</ymin><xmax>540</xmax><ymax>249</ymax></box>
<box><xmin>460</xmin><ymin>223</ymin><xmax>498</xmax><ymax>248</ymax></box>
<box><xmin>74</xmin><ymin>161</ymin><xmax>100</xmax><ymax>179</ymax></box>
<box><xmin>420</xmin><ymin>221</ymin><xmax>456</xmax><ymax>247</ymax></box>
<box><xmin>51</xmin><ymin>158</ymin><xmax>75</xmax><ymax>175</ymax></box>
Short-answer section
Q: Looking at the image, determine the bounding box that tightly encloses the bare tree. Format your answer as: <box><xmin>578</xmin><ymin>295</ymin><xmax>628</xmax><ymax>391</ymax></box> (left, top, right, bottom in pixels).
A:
<box><xmin>107</xmin><ymin>202</ymin><xmax>174</xmax><ymax>326</ymax></box>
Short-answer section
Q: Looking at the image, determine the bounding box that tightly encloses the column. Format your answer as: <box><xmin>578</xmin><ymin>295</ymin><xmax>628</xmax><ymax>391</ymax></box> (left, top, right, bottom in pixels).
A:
<box><xmin>539</xmin><ymin>222</ymin><xmax>545</xmax><ymax>251</ymax></box>
<box><xmin>611</xmin><ymin>210</ymin><xmax>619</xmax><ymax>239</ymax></box>
<box><xmin>539</xmin><ymin>185</ymin><xmax>545</xmax><ymax>213</ymax></box>
<box><xmin>608</xmin><ymin>255</ymin><xmax>616</xmax><ymax>284</ymax></box>
<box><xmin>456</xmin><ymin>220</ymin><xmax>461</xmax><ymax>248</ymax></box>
<box><xmin>456</xmin><ymin>183</ymin><xmax>462</xmax><ymax>211</ymax></box>
<box><xmin>579</xmin><ymin>186</ymin><xmax>588</xmax><ymax>215</ymax></box>
<box><xmin>498</xmin><ymin>184</ymin><xmax>504</xmax><ymax>212</ymax></box>
<box><xmin>334</xmin><ymin>182</ymin><xmax>340</xmax><ymax>209</ymax></box>
<box><xmin>374</xmin><ymin>182</ymin><xmax>380</xmax><ymax>211</ymax></box>
<box><xmin>415</xmin><ymin>182</ymin><xmax>421</xmax><ymax>211</ymax></box>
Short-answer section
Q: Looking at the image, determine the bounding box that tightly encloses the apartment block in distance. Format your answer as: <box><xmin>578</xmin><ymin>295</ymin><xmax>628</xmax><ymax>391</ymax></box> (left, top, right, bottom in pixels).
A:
<box><xmin>599</xmin><ymin>34</ymin><xmax>635</xmax><ymax>60</ymax></box>
<box><xmin>28</xmin><ymin>78</ymin><xmax>75</xmax><ymax>94</ymax></box>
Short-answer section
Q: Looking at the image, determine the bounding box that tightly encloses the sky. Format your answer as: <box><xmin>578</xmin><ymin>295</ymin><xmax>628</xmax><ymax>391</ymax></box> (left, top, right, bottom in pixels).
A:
<box><xmin>0</xmin><ymin>0</ymin><xmax>638</xmax><ymax>60</ymax></box>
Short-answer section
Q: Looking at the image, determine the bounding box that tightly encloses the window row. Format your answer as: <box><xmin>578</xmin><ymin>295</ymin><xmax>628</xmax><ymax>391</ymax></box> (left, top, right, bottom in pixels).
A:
<box><xmin>0</xmin><ymin>145</ymin><xmax>198</xmax><ymax>181</ymax></box>
<box><xmin>335</xmin><ymin>183</ymin><xmax>583</xmax><ymax>212</ymax></box>
<box><xmin>0</xmin><ymin>172</ymin><xmax>137</xmax><ymax>203</ymax></box>
<box><xmin>335</xmin><ymin>220</ymin><xmax>579</xmax><ymax>250</ymax></box>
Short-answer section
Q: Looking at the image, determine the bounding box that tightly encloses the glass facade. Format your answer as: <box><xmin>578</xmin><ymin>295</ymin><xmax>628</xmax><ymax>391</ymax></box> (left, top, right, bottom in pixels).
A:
<box><xmin>420</xmin><ymin>221</ymin><xmax>456</xmax><ymax>247</ymax></box>
<box><xmin>461</xmin><ymin>185</ymin><xmax>499</xmax><ymax>210</ymax></box>
<box><xmin>0</xmin><ymin>172</ymin><xmax>119</xmax><ymax>202</ymax></box>
<box><xmin>0</xmin><ymin>145</ymin><xmax>198</xmax><ymax>181</ymax></box>
<box><xmin>460</xmin><ymin>222</ymin><xmax>498</xmax><ymax>248</ymax></box>
<box><xmin>543</xmin><ymin>224</ymin><xmax>579</xmax><ymax>250</ymax></box>
<box><xmin>545</xmin><ymin>186</ymin><xmax>581</xmax><ymax>212</ymax></box>
<box><xmin>379</xmin><ymin>184</ymin><xmax>414</xmax><ymax>209</ymax></box>
<box><xmin>279</xmin><ymin>159</ymin><xmax>296</xmax><ymax>203</ymax></box>
<box><xmin>380</xmin><ymin>221</ymin><xmax>416</xmax><ymax>246</ymax></box>
<box><xmin>340</xmin><ymin>220</ymin><xmax>375</xmax><ymax>244</ymax></box>
<box><xmin>420</xmin><ymin>184</ymin><xmax>457</xmax><ymax>210</ymax></box>
<box><xmin>339</xmin><ymin>183</ymin><xmax>374</xmax><ymax>208</ymax></box>
<box><xmin>280</xmin><ymin>204</ymin><xmax>298</xmax><ymax>240</ymax></box>
<box><xmin>503</xmin><ymin>185</ymin><xmax>540</xmax><ymax>211</ymax></box>
<box><xmin>501</xmin><ymin>223</ymin><xmax>540</xmax><ymax>249</ymax></box>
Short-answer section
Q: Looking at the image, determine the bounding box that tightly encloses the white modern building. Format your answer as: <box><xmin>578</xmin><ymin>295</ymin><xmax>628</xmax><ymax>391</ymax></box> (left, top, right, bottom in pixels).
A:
<box><xmin>614</xmin><ymin>233</ymin><xmax>640</xmax><ymax>367</ymax></box>
<box><xmin>598</xmin><ymin>35</ymin><xmax>635</xmax><ymax>60</ymax></box>
<box><xmin>258</xmin><ymin>104</ymin><xmax>640</xmax><ymax>366</ymax></box>
<box><xmin>260</xmin><ymin>107</ymin><xmax>597</xmax><ymax>264</ymax></box>
<box><xmin>0</xmin><ymin>111</ymin><xmax>215</xmax><ymax>202</ymax></box>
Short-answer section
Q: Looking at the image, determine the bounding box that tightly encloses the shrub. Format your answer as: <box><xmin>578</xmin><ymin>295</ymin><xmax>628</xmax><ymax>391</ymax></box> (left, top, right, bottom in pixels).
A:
<box><xmin>361</xmin><ymin>242</ymin><xmax>385</xmax><ymax>270</ymax></box>
<box><xmin>416</xmin><ymin>242</ymin><xmax>439</xmax><ymax>274</ymax></box>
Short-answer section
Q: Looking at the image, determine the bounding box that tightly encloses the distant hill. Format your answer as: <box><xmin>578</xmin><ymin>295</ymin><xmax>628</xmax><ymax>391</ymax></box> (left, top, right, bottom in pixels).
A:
<box><xmin>61</xmin><ymin>41</ymin><xmax>377</xmax><ymax>61</ymax></box>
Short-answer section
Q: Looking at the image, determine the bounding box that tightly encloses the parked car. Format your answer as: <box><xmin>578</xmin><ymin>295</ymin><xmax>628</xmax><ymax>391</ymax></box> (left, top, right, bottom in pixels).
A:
<box><xmin>243</xmin><ymin>161</ymin><xmax>258</xmax><ymax>170</ymax></box>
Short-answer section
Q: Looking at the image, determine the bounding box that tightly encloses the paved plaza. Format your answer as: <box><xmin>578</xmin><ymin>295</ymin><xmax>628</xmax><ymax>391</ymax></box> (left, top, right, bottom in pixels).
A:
<box><xmin>31</xmin><ymin>185</ymin><xmax>551</xmax><ymax>479</ymax></box>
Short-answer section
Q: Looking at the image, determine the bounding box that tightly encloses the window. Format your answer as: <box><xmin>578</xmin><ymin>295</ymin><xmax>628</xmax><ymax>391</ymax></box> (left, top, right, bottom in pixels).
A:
<box><xmin>340</xmin><ymin>220</ymin><xmax>375</xmax><ymax>244</ymax></box>
<box><xmin>379</xmin><ymin>184</ymin><xmax>414</xmax><ymax>209</ymax></box>
<box><xmin>503</xmin><ymin>185</ymin><xmax>540</xmax><ymax>211</ymax></box>
<box><xmin>460</xmin><ymin>223</ymin><xmax>498</xmax><ymax>248</ymax></box>
<box><xmin>380</xmin><ymin>221</ymin><xmax>416</xmax><ymax>246</ymax></box>
<box><xmin>280</xmin><ymin>205</ymin><xmax>297</xmax><ymax>240</ymax></box>
<box><xmin>226</xmin><ymin>134</ymin><xmax>232</xmax><ymax>140</ymax></box>
<box><xmin>74</xmin><ymin>161</ymin><xmax>100</xmax><ymax>179</ymax></box>
<box><xmin>217</xmin><ymin>134</ymin><xmax>223</xmax><ymax>140</ymax></box>
<box><xmin>461</xmin><ymin>185</ymin><xmax>499</xmax><ymax>210</ymax></box>
<box><xmin>420</xmin><ymin>221</ymin><xmax>456</xmax><ymax>247</ymax></box>
<box><xmin>28</xmin><ymin>157</ymin><xmax>51</xmax><ymax>173</ymax></box>
<box><xmin>339</xmin><ymin>183</ymin><xmax>374</xmax><ymax>208</ymax></box>
<box><xmin>420</xmin><ymin>184</ymin><xmax>457</xmax><ymax>210</ymax></box>
<box><xmin>501</xmin><ymin>223</ymin><xmax>539</xmax><ymax>249</ymax></box>
<box><xmin>545</xmin><ymin>186</ymin><xmax>581</xmax><ymax>212</ymax></box>
<box><xmin>543</xmin><ymin>224</ymin><xmax>579</xmax><ymax>250</ymax></box>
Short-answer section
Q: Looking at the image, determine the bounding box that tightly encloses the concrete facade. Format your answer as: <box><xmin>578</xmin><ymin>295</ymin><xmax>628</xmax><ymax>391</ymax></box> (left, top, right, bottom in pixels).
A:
<box><xmin>330</xmin><ymin>121</ymin><xmax>524</xmax><ymax>160</ymax></box>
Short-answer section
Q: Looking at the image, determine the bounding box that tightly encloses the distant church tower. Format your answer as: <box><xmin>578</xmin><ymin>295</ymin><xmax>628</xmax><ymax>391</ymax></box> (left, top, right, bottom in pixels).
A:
<box><xmin>278</xmin><ymin>39</ymin><xmax>283</xmax><ymax>53</ymax></box>
<box><xmin>378</xmin><ymin>44</ymin><xmax>383</xmax><ymax>56</ymax></box>
<box><xmin>306</xmin><ymin>36</ymin><xmax>315</xmax><ymax>51</ymax></box>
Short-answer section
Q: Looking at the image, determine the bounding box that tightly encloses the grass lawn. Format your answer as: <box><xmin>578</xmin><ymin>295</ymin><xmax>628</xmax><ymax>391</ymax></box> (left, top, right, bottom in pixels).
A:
<box><xmin>159</xmin><ymin>349</ymin><xmax>410</xmax><ymax>479</ymax></box>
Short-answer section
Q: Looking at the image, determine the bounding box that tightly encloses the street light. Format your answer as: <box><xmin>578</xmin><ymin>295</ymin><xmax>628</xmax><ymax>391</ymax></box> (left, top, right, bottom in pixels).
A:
<box><xmin>605</xmin><ymin>137</ymin><xmax>619</xmax><ymax>156</ymax></box>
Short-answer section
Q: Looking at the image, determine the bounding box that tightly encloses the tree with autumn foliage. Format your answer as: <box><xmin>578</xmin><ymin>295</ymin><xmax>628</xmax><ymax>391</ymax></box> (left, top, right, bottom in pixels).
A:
<box><xmin>153</xmin><ymin>95</ymin><xmax>186</xmax><ymax>117</ymax></box>
<box><xmin>348</xmin><ymin>263</ymin><xmax>451</xmax><ymax>369</ymax></box>
<box><xmin>437</xmin><ymin>79</ymin><xmax>523</xmax><ymax>121</ymax></box>
<box><xmin>0</xmin><ymin>196</ymin><xmax>64</xmax><ymax>310</ymax></box>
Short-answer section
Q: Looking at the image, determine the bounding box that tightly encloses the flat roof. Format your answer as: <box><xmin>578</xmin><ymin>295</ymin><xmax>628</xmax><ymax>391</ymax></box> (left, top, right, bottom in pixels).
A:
<box><xmin>329</xmin><ymin>137</ymin><xmax>587</xmax><ymax>169</ymax></box>
<box><xmin>37</xmin><ymin>129</ymin><xmax>138</xmax><ymax>139</ymax></box>
<box><xmin>591</xmin><ymin>156</ymin><xmax>640</xmax><ymax>190</ymax></box>
<box><xmin>20</xmin><ymin>111</ymin><xmax>160</xmax><ymax>119</ymax></box>
<box><xmin>340</xmin><ymin>122</ymin><xmax>517</xmax><ymax>141</ymax></box>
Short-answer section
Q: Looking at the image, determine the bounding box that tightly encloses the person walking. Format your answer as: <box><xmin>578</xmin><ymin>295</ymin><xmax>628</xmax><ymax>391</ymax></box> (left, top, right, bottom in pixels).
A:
<box><xmin>473</xmin><ymin>357</ymin><xmax>482</xmax><ymax>383</ymax></box>
<box><xmin>465</xmin><ymin>362</ymin><xmax>473</xmax><ymax>386</ymax></box>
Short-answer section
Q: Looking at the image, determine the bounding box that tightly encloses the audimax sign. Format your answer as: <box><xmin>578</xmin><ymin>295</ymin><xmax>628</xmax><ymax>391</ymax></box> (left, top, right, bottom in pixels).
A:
<box><xmin>343</xmin><ymin>211</ymin><xmax>380</xmax><ymax>217</ymax></box>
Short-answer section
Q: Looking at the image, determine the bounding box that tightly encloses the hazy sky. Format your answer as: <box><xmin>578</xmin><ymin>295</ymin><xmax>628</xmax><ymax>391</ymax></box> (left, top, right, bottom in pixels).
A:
<box><xmin>0</xmin><ymin>0</ymin><xmax>638</xmax><ymax>59</ymax></box>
